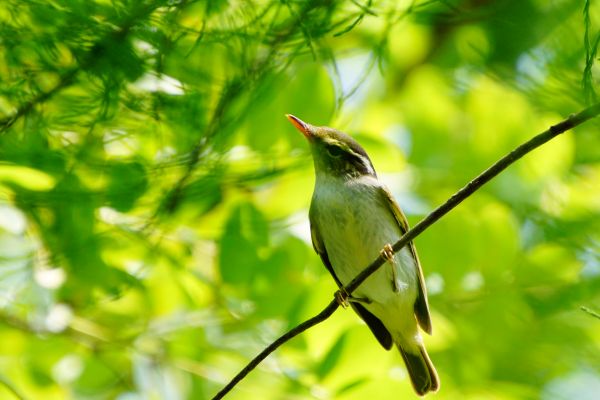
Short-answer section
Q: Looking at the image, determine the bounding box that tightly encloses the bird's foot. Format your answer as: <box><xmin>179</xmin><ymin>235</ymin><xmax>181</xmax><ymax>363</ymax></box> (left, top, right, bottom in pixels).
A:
<box><xmin>335</xmin><ymin>289</ymin><xmax>372</xmax><ymax>308</ymax></box>
<box><xmin>381</xmin><ymin>243</ymin><xmax>395</xmax><ymax>261</ymax></box>
<box><xmin>335</xmin><ymin>289</ymin><xmax>350</xmax><ymax>308</ymax></box>
<box><xmin>381</xmin><ymin>243</ymin><xmax>401</xmax><ymax>293</ymax></box>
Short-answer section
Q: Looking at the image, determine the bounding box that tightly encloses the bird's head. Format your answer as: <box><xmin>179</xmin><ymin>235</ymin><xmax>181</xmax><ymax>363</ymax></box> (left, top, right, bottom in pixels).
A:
<box><xmin>286</xmin><ymin>114</ymin><xmax>376</xmax><ymax>179</ymax></box>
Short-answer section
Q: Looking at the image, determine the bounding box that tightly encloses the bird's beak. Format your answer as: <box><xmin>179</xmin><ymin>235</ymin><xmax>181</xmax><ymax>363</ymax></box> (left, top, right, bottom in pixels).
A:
<box><xmin>286</xmin><ymin>114</ymin><xmax>312</xmax><ymax>139</ymax></box>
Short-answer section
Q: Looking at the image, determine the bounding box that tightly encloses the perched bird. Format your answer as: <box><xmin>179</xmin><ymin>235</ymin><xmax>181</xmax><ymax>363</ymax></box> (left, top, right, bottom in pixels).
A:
<box><xmin>287</xmin><ymin>114</ymin><xmax>439</xmax><ymax>396</ymax></box>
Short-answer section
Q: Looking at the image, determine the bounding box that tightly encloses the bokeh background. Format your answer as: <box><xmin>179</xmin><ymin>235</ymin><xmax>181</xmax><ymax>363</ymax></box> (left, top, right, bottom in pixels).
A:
<box><xmin>1</xmin><ymin>0</ymin><xmax>599</xmax><ymax>399</ymax></box>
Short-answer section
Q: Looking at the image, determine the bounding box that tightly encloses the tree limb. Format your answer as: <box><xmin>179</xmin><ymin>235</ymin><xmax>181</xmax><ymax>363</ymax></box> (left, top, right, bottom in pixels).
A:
<box><xmin>212</xmin><ymin>102</ymin><xmax>600</xmax><ymax>400</ymax></box>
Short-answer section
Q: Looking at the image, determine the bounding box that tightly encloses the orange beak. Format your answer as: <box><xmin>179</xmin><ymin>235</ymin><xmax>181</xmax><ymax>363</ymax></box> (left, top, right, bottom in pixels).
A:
<box><xmin>286</xmin><ymin>114</ymin><xmax>312</xmax><ymax>139</ymax></box>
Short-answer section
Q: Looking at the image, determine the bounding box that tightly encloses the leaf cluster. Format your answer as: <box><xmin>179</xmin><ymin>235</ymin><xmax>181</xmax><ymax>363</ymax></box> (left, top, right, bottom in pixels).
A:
<box><xmin>0</xmin><ymin>0</ymin><xmax>599</xmax><ymax>399</ymax></box>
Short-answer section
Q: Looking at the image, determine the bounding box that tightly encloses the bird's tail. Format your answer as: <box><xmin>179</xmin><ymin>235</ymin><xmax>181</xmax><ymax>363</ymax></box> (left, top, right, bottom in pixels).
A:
<box><xmin>397</xmin><ymin>342</ymin><xmax>439</xmax><ymax>396</ymax></box>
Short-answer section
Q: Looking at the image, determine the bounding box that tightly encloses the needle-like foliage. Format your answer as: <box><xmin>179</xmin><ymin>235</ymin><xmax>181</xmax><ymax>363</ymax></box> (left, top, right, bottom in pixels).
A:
<box><xmin>0</xmin><ymin>1</ymin><xmax>599</xmax><ymax>399</ymax></box>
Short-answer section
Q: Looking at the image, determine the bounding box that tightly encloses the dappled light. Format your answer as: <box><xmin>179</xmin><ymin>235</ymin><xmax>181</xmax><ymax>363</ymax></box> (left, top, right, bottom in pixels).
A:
<box><xmin>0</xmin><ymin>0</ymin><xmax>599</xmax><ymax>399</ymax></box>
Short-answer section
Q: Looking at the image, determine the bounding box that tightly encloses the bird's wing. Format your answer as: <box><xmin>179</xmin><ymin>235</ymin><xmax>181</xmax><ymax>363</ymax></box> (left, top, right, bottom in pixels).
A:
<box><xmin>378</xmin><ymin>187</ymin><xmax>433</xmax><ymax>335</ymax></box>
<box><xmin>309</xmin><ymin>209</ymin><xmax>393</xmax><ymax>350</ymax></box>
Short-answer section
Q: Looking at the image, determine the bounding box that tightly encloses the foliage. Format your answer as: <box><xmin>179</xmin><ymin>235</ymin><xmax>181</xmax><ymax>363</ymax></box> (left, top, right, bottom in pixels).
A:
<box><xmin>0</xmin><ymin>0</ymin><xmax>599</xmax><ymax>399</ymax></box>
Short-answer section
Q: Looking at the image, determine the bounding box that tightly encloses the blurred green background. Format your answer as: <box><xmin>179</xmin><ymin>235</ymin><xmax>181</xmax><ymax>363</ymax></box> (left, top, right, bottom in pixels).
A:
<box><xmin>1</xmin><ymin>0</ymin><xmax>599</xmax><ymax>399</ymax></box>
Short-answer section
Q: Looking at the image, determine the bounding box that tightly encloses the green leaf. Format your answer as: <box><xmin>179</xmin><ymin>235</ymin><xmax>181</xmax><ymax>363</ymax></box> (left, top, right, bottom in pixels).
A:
<box><xmin>180</xmin><ymin>172</ymin><xmax>223</xmax><ymax>216</ymax></box>
<box><xmin>335</xmin><ymin>377</ymin><xmax>369</xmax><ymax>396</ymax></box>
<box><xmin>106</xmin><ymin>161</ymin><xmax>148</xmax><ymax>212</ymax></box>
<box><xmin>219</xmin><ymin>202</ymin><xmax>269</xmax><ymax>285</ymax></box>
<box><xmin>316</xmin><ymin>331</ymin><xmax>348</xmax><ymax>380</ymax></box>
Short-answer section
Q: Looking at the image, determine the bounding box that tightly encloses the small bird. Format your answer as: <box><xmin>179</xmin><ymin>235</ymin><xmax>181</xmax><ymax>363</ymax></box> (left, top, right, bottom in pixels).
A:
<box><xmin>287</xmin><ymin>114</ymin><xmax>439</xmax><ymax>396</ymax></box>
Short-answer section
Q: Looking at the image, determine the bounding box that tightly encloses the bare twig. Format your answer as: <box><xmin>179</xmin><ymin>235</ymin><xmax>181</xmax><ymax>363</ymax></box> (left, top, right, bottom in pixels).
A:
<box><xmin>212</xmin><ymin>301</ymin><xmax>339</xmax><ymax>400</ymax></box>
<box><xmin>212</xmin><ymin>102</ymin><xmax>600</xmax><ymax>400</ymax></box>
<box><xmin>346</xmin><ymin>105</ymin><xmax>600</xmax><ymax>293</ymax></box>
<box><xmin>581</xmin><ymin>306</ymin><xmax>600</xmax><ymax>320</ymax></box>
<box><xmin>0</xmin><ymin>376</ymin><xmax>26</xmax><ymax>400</ymax></box>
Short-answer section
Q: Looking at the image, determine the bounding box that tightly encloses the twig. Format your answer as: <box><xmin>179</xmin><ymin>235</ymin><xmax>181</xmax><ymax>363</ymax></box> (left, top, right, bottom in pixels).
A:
<box><xmin>211</xmin><ymin>102</ymin><xmax>600</xmax><ymax>399</ymax></box>
<box><xmin>0</xmin><ymin>1</ymin><xmax>163</xmax><ymax>135</ymax></box>
<box><xmin>346</xmin><ymin>105</ymin><xmax>600</xmax><ymax>293</ymax></box>
<box><xmin>211</xmin><ymin>301</ymin><xmax>339</xmax><ymax>400</ymax></box>
<box><xmin>160</xmin><ymin>0</ymin><xmax>326</xmax><ymax>214</ymax></box>
<box><xmin>0</xmin><ymin>376</ymin><xmax>26</xmax><ymax>400</ymax></box>
<box><xmin>583</xmin><ymin>0</ymin><xmax>600</xmax><ymax>104</ymax></box>
<box><xmin>581</xmin><ymin>306</ymin><xmax>600</xmax><ymax>320</ymax></box>
<box><xmin>334</xmin><ymin>0</ymin><xmax>375</xmax><ymax>37</ymax></box>
<box><xmin>0</xmin><ymin>68</ymin><xmax>79</xmax><ymax>134</ymax></box>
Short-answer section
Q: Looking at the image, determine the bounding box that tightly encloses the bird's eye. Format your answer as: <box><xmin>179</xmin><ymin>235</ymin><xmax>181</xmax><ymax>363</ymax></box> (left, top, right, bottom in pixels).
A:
<box><xmin>326</xmin><ymin>145</ymin><xmax>344</xmax><ymax>158</ymax></box>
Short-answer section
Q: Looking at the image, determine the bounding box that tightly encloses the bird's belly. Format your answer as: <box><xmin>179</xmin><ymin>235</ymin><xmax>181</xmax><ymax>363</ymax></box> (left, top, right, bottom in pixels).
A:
<box><xmin>314</xmin><ymin>184</ymin><xmax>418</xmax><ymax>307</ymax></box>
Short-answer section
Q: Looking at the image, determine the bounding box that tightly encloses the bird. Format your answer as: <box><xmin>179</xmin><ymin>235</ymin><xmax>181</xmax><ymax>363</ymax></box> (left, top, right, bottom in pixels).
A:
<box><xmin>286</xmin><ymin>114</ymin><xmax>439</xmax><ymax>396</ymax></box>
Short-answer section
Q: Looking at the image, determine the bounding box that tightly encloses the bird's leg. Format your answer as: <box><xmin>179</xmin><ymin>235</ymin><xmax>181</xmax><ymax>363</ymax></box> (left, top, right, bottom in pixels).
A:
<box><xmin>381</xmin><ymin>243</ymin><xmax>400</xmax><ymax>293</ymax></box>
<box><xmin>335</xmin><ymin>289</ymin><xmax>372</xmax><ymax>308</ymax></box>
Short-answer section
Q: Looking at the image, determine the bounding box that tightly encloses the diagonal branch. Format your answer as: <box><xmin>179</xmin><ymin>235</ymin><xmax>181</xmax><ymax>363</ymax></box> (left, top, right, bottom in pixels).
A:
<box><xmin>0</xmin><ymin>68</ymin><xmax>79</xmax><ymax>134</ymax></box>
<box><xmin>161</xmin><ymin>0</ymin><xmax>327</xmax><ymax>214</ymax></box>
<box><xmin>345</xmin><ymin>104</ymin><xmax>600</xmax><ymax>293</ymax></box>
<box><xmin>0</xmin><ymin>0</ymin><xmax>165</xmax><ymax>135</ymax></box>
<box><xmin>212</xmin><ymin>301</ymin><xmax>339</xmax><ymax>400</ymax></box>
<box><xmin>581</xmin><ymin>306</ymin><xmax>600</xmax><ymax>320</ymax></box>
<box><xmin>212</xmin><ymin>102</ymin><xmax>600</xmax><ymax>400</ymax></box>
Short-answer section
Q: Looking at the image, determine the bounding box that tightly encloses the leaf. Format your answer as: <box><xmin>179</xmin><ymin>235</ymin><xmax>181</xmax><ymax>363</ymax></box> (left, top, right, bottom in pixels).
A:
<box><xmin>180</xmin><ymin>172</ymin><xmax>223</xmax><ymax>216</ymax></box>
<box><xmin>335</xmin><ymin>377</ymin><xmax>369</xmax><ymax>396</ymax></box>
<box><xmin>0</xmin><ymin>165</ymin><xmax>56</xmax><ymax>191</ymax></box>
<box><xmin>316</xmin><ymin>331</ymin><xmax>348</xmax><ymax>380</ymax></box>
<box><xmin>106</xmin><ymin>161</ymin><xmax>148</xmax><ymax>212</ymax></box>
<box><xmin>219</xmin><ymin>202</ymin><xmax>269</xmax><ymax>285</ymax></box>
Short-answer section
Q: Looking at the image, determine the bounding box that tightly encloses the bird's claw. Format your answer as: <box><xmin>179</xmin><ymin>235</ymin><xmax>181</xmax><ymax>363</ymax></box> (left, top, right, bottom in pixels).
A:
<box><xmin>335</xmin><ymin>289</ymin><xmax>350</xmax><ymax>308</ymax></box>
<box><xmin>381</xmin><ymin>243</ymin><xmax>395</xmax><ymax>261</ymax></box>
<box><xmin>335</xmin><ymin>289</ymin><xmax>372</xmax><ymax>307</ymax></box>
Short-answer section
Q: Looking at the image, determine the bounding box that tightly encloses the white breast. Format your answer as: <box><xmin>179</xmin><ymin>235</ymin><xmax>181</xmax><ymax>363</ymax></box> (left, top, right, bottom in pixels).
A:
<box><xmin>311</xmin><ymin>174</ymin><xmax>418</xmax><ymax>314</ymax></box>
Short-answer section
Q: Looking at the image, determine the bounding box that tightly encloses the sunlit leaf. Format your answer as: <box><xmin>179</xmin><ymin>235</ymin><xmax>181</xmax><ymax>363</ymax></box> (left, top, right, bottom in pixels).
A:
<box><xmin>0</xmin><ymin>0</ymin><xmax>598</xmax><ymax>398</ymax></box>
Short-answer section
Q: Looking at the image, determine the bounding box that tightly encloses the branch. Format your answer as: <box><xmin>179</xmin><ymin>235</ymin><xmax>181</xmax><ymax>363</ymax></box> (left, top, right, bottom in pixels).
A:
<box><xmin>0</xmin><ymin>1</ymin><xmax>164</xmax><ymax>135</ymax></box>
<box><xmin>212</xmin><ymin>102</ymin><xmax>600</xmax><ymax>400</ymax></box>
<box><xmin>581</xmin><ymin>306</ymin><xmax>600</xmax><ymax>320</ymax></box>
<box><xmin>0</xmin><ymin>68</ymin><xmax>79</xmax><ymax>134</ymax></box>
<box><xmin>161</xmin><ymin>0</ymin><xmax>325</xmax><ymax>214</ymax></box>
<box><xmin>0</xmin><ymin>376</ymin><xmax>25</xmax><ymax>400</ymax></box>
<box><xmin>212</xmin><ymin>301</ymin><xmax>339</xmax><ymax>400</ymax></box>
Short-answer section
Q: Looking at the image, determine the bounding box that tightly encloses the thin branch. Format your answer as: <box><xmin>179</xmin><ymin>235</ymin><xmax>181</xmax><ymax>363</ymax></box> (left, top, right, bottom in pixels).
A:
<box><xmin>0</xmin><ymin>68</ymin><xmax>79</xmax><ymax>134</ymax></box>
<box><xmin>212</xmin><ymin>101</ymin><xmax>600</xmax><ymax>400</ymax></box>
<box><xmin>0</xmin><ymin>376</ymin><xmax>26</xmax><ymax>400</ymax></box>
<box><xmin>583</xmin><ymin>0</ymin><xmax>600</xmax><ymax>104</ymax></box>
<box><xmin>160</xmin><ymin>0</ymin><xmax>327</xmax><ymax>214</ymax></box>
<box><xmin>581</xmin><ymin>306</ymin><xmax>600</xmax><ymax>320</ymax></box>
<box><xmin>212</xmin><ymin>301</ymin><xmax>339</xmax><ymax>400</ymax></box>
<box><xmin>0</xmin><ymin>1</ymin><xmax>164</xmax><ymax>135</ymax></box>
<box><xmin>333</xmin><ymin>0</ymin><xmax>375</xmax><ymax>37</ymax></box>
<box><xmin>346</xmin><ymin>104</ymin><xmax>600</xmax><ymax>294</ymax></box>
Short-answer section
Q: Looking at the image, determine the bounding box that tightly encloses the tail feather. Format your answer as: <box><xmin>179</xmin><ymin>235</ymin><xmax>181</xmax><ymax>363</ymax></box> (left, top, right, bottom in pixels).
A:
<box><xmin>398</xmin><ymin>344</ymin><xmax>439</xmax><ymax>396</ymax></box>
